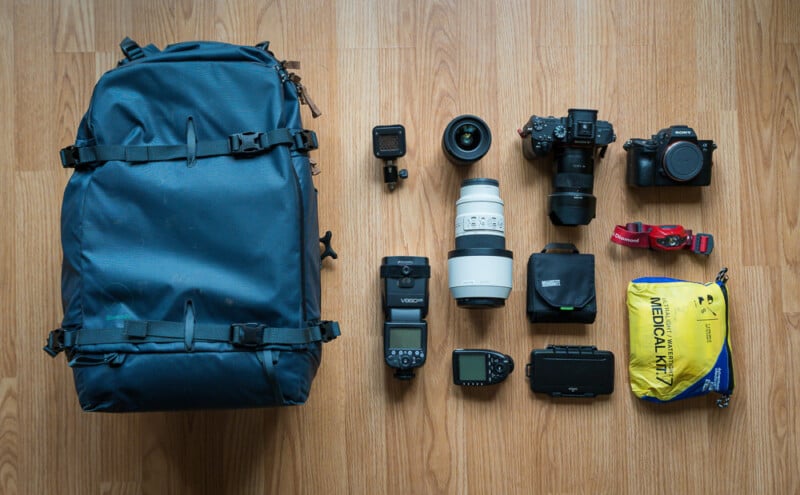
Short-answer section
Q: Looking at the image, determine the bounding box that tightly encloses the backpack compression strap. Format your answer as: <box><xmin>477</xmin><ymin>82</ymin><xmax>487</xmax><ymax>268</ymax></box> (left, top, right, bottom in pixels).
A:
<box><xmin>43</xmin><ymin>320</ymin><xmax>340</xmax><ymax>356</ymax></box>
<box><xmin>60</xmin><ymin>128</ymin><xmax>318</xmax><ymax>168</ymax></box>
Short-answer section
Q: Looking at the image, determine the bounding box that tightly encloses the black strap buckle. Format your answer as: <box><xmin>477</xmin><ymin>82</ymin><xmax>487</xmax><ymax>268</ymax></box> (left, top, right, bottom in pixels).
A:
<box><xmin>119</xmin><ymin>37</ymin><xmax>145</xmax><ymax>62</ymax></box>
<box><xmin>229</xmin><ymin>132</ymin><xmax>265</xmax><ymax>156</ymax></box>
<box><xmin>231</xmin><ymin>323</ymin><xmax>266</xmax><ymax>347</ymax></box>
<box><xmin>319</xmin><ymin>321</ymin><xmax>341</xmax><ymax>342</ymax></box>
<box><xmin>60</xmin><ymin>146</ymin><xmax>81</xmax><ymax>168</ymax></box>
<box><xmin>43</xmin><ymin>329</ymin><xmax>66</xmax><ymax>357</ymax></box>
<box><xmin>293</xmin><ymin>130</ymin><xmax>318</xmax><ymax>152</ymax></box>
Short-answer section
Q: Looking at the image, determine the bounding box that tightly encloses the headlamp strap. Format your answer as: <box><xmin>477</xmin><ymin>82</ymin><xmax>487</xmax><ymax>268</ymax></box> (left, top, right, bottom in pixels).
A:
<box><xmin>611</xmin><ymin>222</ymin><xmax>713</xmax><ymax>255</ymax></box>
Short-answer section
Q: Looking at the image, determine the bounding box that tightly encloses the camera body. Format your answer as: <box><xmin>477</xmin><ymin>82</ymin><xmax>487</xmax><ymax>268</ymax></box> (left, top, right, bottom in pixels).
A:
<box><xmin>520</xmin><ymin>109</ymin><xmax>615</xmax><ymax>226</ymax></box>
<box><xmin>521</xmin><ymin>111</ymin><xmax>616</xmax><ymax>160</ymax></box>
<box><xmin>381</xmin><ymin>256</ymin><xmax>430</xmax><ymax>380</ymax></box>
<box><xmin>624</xmin><ymin>125</ymin><xmax>716</xmax><ymax>187</ymax></box>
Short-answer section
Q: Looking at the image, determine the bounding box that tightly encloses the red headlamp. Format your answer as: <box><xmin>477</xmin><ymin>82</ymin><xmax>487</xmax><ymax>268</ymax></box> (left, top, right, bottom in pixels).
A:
<box><xmin>611</xmin><ymin>222</ymin><xmax>713</xmax><ymax>255</ymax></box>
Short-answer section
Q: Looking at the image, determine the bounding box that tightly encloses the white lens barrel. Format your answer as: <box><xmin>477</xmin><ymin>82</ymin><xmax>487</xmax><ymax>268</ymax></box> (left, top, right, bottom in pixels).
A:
<box><xmin>448</xmin><ymin>178</ymin><xmax>513</xmax><ymax>308</ymax></box>
<box><xmin>455</xmin><ymin>182</ymin><xmax>505</xmax><ymax>238</ymax></box>
<box><xmin>448</xmin><ymin>255</ymin><xmax>513</xmax><ymax>299</ymax></box>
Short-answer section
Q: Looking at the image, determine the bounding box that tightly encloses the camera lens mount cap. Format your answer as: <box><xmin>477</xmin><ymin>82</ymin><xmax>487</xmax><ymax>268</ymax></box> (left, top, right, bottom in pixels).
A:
<box><xmin>662</xmin><ymin>141</ymin><xmax>704</xmax><ymax>182</ymax></box>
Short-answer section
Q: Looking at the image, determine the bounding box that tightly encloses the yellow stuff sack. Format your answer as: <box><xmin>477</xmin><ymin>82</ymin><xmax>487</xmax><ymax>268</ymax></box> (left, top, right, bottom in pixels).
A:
<box><xmin>627</xmin><ymin>268</ymin><xmax>733</xmax><ymax>407</ymax></box>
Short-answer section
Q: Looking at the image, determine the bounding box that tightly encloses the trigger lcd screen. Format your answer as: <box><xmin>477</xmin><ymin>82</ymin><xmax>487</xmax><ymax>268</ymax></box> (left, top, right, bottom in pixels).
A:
<box><xmin>458</xmin><ymin>354</ymin><xmax>487</xmax><ymax>381</ymax></box>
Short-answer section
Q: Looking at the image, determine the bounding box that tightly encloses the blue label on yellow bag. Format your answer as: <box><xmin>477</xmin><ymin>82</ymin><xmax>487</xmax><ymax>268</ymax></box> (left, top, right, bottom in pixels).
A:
<box><xmin>627</xmin><ymin>277</ymin><xmax>732</xmax><ymax>403</ymax></box>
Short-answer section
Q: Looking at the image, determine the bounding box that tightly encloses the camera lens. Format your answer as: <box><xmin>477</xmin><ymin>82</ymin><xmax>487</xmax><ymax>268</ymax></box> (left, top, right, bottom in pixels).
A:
<box><xmin>442</xmin><ymin>115</ymin><xmax>492</xmax><ymax>166</ymax></box>
<box><xmin>447</xmin><ymin>178</ymin><xmax>513</xmax><ymax>308</ymax></box>
<box><xmin>549</xmin><ymin>147</ymin><xmax>597</xmax><ymax>226</ymax></box>
<box><xmin>661</xmin><ymin>141</ymin><xmax>704</xmax><ymax>182</ymax></box>
<box><xmin>548</xmin><ymin>193</ymin><xmax>596</xmax><ymax>226</ymax></box>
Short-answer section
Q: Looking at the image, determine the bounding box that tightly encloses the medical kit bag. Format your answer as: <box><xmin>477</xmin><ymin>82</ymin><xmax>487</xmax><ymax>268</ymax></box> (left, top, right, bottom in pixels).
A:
<box><xmin>43</xmin><ymin>38</ymin><xmax>340</xmax><ymax>412</ymax></box>
<box><xmin>627</xmin><ymin>268</ymin><xmax>733</xmax><ymax>407</ymax></box>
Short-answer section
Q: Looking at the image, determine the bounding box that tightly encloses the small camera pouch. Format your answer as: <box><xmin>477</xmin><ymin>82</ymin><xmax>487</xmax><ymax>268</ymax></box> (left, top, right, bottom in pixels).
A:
<box><xmin>627</xmin><ymin>268</ymin><xmax>734</xmax><ymax>407</ymax></box>
<box><xmin>526</xmin><ymin>243</ymin><xmax>596</xmax><ymax>323</ymax></box>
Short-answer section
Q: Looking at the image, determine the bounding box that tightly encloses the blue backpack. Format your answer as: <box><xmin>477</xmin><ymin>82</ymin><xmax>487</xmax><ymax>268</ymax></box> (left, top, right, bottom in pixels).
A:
<box><xmin>44</xmin><ymin>38</ymin><xmax>340</xmax><ymax>412</ymax></box>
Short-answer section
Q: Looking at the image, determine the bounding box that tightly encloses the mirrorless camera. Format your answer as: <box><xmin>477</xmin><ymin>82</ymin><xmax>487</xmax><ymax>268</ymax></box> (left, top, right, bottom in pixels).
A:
<box><xmin>624</xmin><ymin>125</ymin><xmax>716</xmax><ymax>187</ymax></box>
<box><xmin>381</xmin><ymin>256</ymin><xmax>430</xmax><ymax>380</ymax></box>
<box><xmin>519</xmin><ymin>108</ymin><xmax>615</xmax><ymax>226</ymax></box>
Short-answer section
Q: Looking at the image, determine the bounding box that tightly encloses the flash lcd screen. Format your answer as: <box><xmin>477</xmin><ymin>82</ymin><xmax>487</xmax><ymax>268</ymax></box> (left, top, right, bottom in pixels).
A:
<box><xmin>389</xmin><ymin>327</ymin><xmax>421</xmax><ymax>348</ymax></box>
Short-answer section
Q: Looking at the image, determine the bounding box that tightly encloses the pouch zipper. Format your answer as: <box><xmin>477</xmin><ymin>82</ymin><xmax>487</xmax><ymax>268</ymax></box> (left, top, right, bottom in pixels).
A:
<box><xmin>716</xmin><ymin>268</ymin><xmax>733</xmax><ymax>408</ymax></box>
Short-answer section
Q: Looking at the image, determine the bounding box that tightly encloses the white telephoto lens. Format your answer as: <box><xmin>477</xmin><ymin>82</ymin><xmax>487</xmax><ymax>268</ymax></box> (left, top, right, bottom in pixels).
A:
<box><xmin>448</xmin><ymin>178</ymin><xmax>513</xmax><ymax>309</ymax></box>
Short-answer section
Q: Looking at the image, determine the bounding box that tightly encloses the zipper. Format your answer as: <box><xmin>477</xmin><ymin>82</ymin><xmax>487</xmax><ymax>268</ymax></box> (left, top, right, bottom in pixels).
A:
<box><xmin>289</xmin><ymin>73</ymin><xmax>322</xmax><ymax>118</ymax></box>
<box><xmin>273</xmin><ymin>57</ymin><xmax>312</xmax><ymax>324</ymax></box>
<box><xmin>716</xmin><ymin>268</ymin><xmax>733</xmax><ymax>408</ymax></box>
<box><xmin>275</xmin><ymin>62</ymin><xmax>322</xmax><ymax>118</ymax></box>
<box><xmin>289</xmin><ymin>159</ymin><xmax>308</xmax><ymax>323</ymax></box>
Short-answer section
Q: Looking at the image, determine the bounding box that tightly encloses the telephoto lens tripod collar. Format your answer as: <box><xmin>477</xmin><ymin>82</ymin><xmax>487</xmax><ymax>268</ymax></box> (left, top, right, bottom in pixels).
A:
<box><xmin>611</xmin><ymin>222</ymin><xmax>713</xmax><ymax>255</ymax></box>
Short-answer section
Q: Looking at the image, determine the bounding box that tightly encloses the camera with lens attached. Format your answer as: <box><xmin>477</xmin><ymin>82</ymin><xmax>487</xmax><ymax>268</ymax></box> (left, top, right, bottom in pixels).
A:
<box><xmin>381</xmin><ymin>256</ymin><xmax>430</xmax><ymax>380</ymax></box>
<box><xmin>519</xmin><ymin>108</ymin><xmax>615</xmax><ymax>226</ymax></box>
<box><xmin>624</xmin><ymin>125</ymin><xmax>716</xmax><ymax>187</ymax></box>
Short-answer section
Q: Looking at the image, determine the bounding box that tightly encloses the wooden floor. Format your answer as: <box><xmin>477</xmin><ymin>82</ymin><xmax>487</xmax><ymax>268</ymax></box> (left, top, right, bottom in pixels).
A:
<box><xmin>2</xmin><ymin>0</ymin><xmax>799</xmax><ymax>493</ymax></box>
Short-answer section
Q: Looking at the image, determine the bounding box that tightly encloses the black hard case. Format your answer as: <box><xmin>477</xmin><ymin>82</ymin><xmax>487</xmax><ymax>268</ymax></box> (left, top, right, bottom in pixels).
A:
<box><xmin>526</xmin><ymin>346</ymin><xmax>614</xmax><ymax>397</ymax></box>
